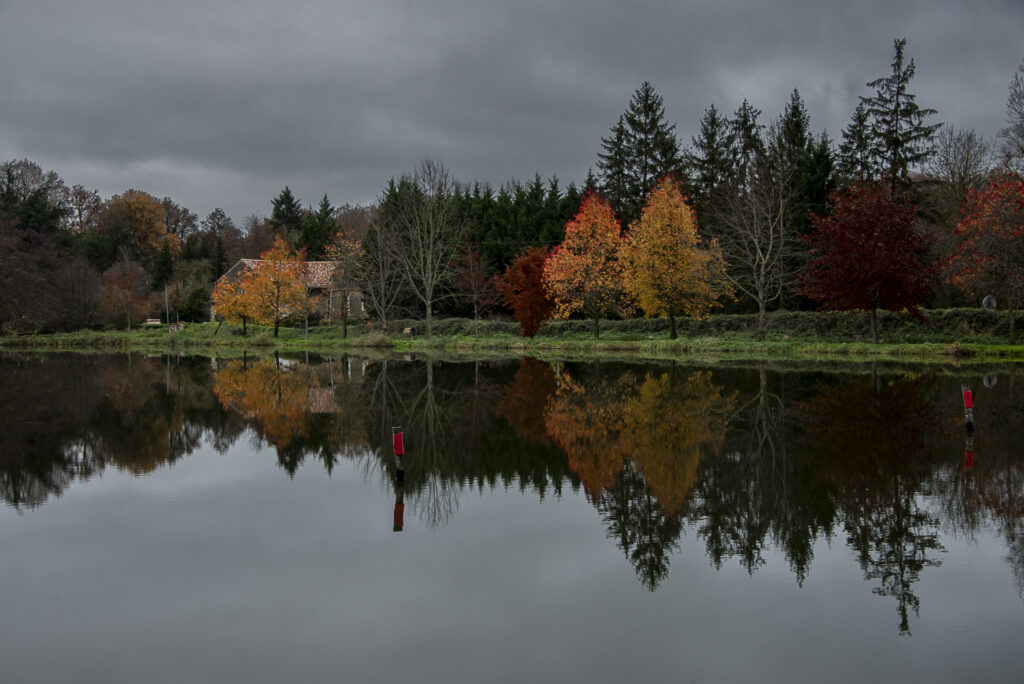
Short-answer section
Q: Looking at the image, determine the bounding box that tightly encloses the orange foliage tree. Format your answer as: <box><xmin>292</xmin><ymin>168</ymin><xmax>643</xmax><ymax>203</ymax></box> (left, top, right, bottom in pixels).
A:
<box><xmin>495</xmin><ymin>247</ymin><xmax>555</xmax><ymax>337</ymax></box>
<box><xmin>947</xmin><ymin>175</ymin><xmax>1024</xmax><ymax>343</ymax></box>
<box><xmin>244</xmin><ymin>237</ymin><xmax>307</xmax><ymax>337</ymax></box>
<box><xmin>543</xmin><ymin>192</ymin><xmax>632</xmax><ymax>339</ymax></box>
<box><xmin>211</xmin><ymin>278</ymin><xmax>251</xmax><ymax>334</ymax></box>
<box><xmin>622</xmin><ymin>178</ymin><xmax>732</xmax><ymax>339</ymax></box>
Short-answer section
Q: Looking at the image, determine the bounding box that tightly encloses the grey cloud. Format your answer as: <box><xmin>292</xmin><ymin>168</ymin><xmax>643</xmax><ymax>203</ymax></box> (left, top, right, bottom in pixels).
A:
<box><xmin>1</xmin><ymin>0</ymin><xmax>1020</xmax><ymax>222</ymax></box>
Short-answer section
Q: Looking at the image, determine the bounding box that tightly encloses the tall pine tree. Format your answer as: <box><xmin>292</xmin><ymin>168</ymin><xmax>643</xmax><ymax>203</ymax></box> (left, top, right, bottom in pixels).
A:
<box><xmin>861</xmin><ymin>38</ymin><xmax>941</xmax><ymax>190</ymax></box>
<box><xmin>597</xmin><ymin>82</ymin><xmax>682</xmax><ymax>224</ymax></box>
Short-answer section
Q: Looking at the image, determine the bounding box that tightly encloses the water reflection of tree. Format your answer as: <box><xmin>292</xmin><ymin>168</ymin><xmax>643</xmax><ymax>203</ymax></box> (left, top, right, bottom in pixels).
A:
<box><xmin>798</xmin><ymin>375</ymin><xmax>945</xmax><ymax>635</ymax></box>
<box><xmin>0</xmin><ymin>354</ymin><xmax>235</xmax><ymax>509</ymax></box>
<box><xmin>545</xmin><ymin>364</ymin><xmax>735</xmax><ymax>589</ymax></box>
<box><xmin>212</xmin><ymin>354</ymin><xmax>367</xmax><ymax>475</ymax></box>
<box><xmin>690</xmin><ymin>365</ymin><xmax>837</xmax><ymax>583</ymax></box>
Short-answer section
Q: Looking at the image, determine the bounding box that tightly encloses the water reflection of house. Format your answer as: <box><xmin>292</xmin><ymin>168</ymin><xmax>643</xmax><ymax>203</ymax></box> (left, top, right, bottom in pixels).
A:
<box><xmin>214</xmin><ymin>259</ymin><xmax>364</xmax><ymax>320</ymax></box>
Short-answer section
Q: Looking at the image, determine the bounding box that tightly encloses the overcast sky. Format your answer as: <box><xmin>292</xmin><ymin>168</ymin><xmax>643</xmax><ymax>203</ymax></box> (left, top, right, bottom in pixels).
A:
<box><xmin>1</xmin><ymin>0</ymin><xmax>1021</xmax><ymax>224</ymax></box>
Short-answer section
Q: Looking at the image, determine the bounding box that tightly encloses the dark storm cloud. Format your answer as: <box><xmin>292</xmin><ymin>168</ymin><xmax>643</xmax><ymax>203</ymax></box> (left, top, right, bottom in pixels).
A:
<box><xmin>0</xmin><ymin>0</ymin><xmax>1020</xmax><ymax>222</ymax></box>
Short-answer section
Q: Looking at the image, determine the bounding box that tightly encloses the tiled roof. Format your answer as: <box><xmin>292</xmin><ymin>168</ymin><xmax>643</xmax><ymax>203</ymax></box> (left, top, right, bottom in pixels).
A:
<box><xmin>217</xmin><ymin>259</ymin><xmax>340</xmax><ymax>289</ymax></box>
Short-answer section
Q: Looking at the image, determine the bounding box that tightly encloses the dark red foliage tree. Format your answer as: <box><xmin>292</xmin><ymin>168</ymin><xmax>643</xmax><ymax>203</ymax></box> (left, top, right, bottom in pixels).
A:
<box><xmin>798</xmin><ymin>182</ymin><xmax>936</xmax><ymax>343</ymax></box>
<box><xmin>947</xmin><ymin>175</ymin><xmax>1024</xmax><ymax>343</ymax></box>
<box><xmin>455</xmin><ymin>242</ymin><xmax>500</xmax><ymax>333</ymax></box>
<box><xmin>495</xmin><ymin>247</ymin><xmax>555</xmax><ymax>337</ymax></box>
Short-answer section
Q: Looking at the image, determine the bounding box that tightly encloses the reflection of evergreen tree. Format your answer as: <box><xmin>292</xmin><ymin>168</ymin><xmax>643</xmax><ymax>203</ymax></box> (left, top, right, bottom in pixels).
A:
<box><xmin>845</xmin><ymin>489</ymin><xmax>943</xmax><ymax>635</ymax></box>
<box><xmin>598</xmin><ymin>464</ymin><xmax>682</xmax><ymax>591</ymax></box>
<box><xmin>798</xmin><ymin>374</ymin><xmax>946</xmax><ymax>634</ymax></box>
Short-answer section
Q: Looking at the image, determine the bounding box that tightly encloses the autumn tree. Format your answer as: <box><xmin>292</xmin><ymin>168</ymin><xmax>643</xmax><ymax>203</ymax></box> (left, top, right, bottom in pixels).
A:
<box><xmin>211</xmin><ymin>277</ymin><xmax>251</xmax><ymax>335</ymax></box>
<box><xmin>455</xmin><ymin>242</ymin><xmax>500</xmax><ymax>333</ymax></box>
<box><xmin>97</xmin><ymin>189</ymin><xmax>180</xmax><ymax>274</ymax></box>
<box><xmin>543</xmin><ymin>192</ymin><xmax>632</xmax><ymax>339</ymax></box>
<box><xmin>947</xmin><ymin>175</ymin><xmax>1024</xmax><ymax>342</ymax></box>
<box><xmin>622</xmin><ymin>178</ymin><xmax>731</xmax><ymax>338</ymax></box>
<box><xmin>495</xmin><ymin>247</ymin><xmax>555</xmax><ymax>337</ymax></box>
<box><xmin>242</xmin><ymin>237</ymin><xmax>307</xmax><ymax>337</ymax></box>
<box><xmin>798</xmin><ymin>183</ymin><xmax>936</xmax><ymax>343</ymax></box>
<box><xmin>100</xmin><ymin>259</ymin><xmax>151</xmax><ymax>331</ymax></box>
<box><xmin>323</xmin><ymin>229</ymin><xmax>363</xmax><ymax>338</ymax></box>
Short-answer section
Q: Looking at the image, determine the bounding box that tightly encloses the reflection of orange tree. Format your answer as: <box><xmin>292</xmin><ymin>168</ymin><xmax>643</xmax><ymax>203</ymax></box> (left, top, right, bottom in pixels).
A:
<box><xmin>544</xmin><ymin>369</ymin><xmax>632</xmax><ymax>501</ymax></box>
<box><xmin>621</xmin><ymin>370</ymin><xmax>734</xmax><ymax>516</ymax></box>
<box><xmin>213</xmin><ymin>357</ymin><xmax>317</xmax><ymax>450</ymax></box>
<box><xmin>544</xmin><ymin>364</ymin><xmax>735</xmax><ymax>590</ymax></box>
<box><xmin>545</xmin><ymin>366</ymin><xmax>733</xmax><ymax>511</ymax></box>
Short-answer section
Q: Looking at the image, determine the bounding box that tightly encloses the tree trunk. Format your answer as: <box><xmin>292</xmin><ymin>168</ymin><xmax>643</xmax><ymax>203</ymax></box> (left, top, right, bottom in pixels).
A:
<box><xmin>593</xmin><ymin>317</ymin><xmax>600</xmax><ymax>340</ymax></box>
<box><xmin>757</xmin><ymin>299</ymin><xmax>767</xmax><ymax>340</ymax></box>
<box><xmin>274</xmin><ymin>316</ymin><xmax>280</xmax><ymax>338</ymax></box>
<box><xmin>425</xmin><ymin>303</ymin><xmax>432</xmax><ymax>339</ymax></box>
<box><xmin>342</xmin><ymin>308</ymin><xmax>348</xmax><ymax>340</ymax></box>
<box><xmin>870</xmin><ymin>304</ymin><xmax>878</xmax><ymax>344</ymax></box>
<box><xmin>669</xmin><ymin>312</ymin><xmax>677</xmax><ymax>340</ymax></box>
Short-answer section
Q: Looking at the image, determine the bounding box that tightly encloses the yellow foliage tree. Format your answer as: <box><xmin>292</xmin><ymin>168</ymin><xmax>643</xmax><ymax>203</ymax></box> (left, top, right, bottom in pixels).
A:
<box><xmin>243</xmin><ymin>237</ymin><xmax>307</xmax><ymax>337</ymax></box>
<box><xmin>211</xmin><ymin>277</ymin><xmax>252</xmax><ymax>335</ymax></box>
<box><xmin>622</xmin><ymin>178</ymin><xmax>732</xmax><ymax>338</ymax></box>
<box><xmin>543</xmin><ymin>192</ymin><xmax>633</xmax><ymax>339</ymax></box>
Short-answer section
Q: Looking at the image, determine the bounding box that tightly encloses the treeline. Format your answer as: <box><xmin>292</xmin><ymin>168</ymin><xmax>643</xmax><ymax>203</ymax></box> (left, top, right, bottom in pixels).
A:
<box><xmin>3</xmin><ymin>39</ymin><xmax>1022</xmax><ymax>337</ymax></box>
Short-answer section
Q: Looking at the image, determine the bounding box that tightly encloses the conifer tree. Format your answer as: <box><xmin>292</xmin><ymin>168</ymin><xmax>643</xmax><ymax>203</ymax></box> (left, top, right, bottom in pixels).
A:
<box><xmin>685</xmin><ymin>104</ymin><xmax>735</xmax><ymax>232</ymax></box>
<box><xmin>839</xmin><ymin>103</ymin><xmax>876</xmax><ymax>182</ymax></box>
<box><xmin>861</xmin><ymin>38</ymin><xmax>941</xmax><ymax>190</ymax></box>
<box><xmin>597</xmin><ymin>82</ymin><xmax>682</xmax><ymax>224</ymax></box>
<box><xmin>269</xmin><ymin>186</ymin><xmax>304</xmax><ymax>240</ymax></box>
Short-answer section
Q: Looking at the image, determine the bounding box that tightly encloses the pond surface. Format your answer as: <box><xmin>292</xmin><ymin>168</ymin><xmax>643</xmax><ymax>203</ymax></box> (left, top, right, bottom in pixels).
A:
<box><xmin>1</xmin><ymin>353</ymin><xmax>1022</xmax><ymax>683</ymax></box>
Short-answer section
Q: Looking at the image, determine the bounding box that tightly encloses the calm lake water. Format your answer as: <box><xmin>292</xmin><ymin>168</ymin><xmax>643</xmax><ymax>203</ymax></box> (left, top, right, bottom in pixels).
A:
<box><xmin>1</xmin><ymin>352</ymin><xmax>1022</xmax><ymax>683</ymax></box>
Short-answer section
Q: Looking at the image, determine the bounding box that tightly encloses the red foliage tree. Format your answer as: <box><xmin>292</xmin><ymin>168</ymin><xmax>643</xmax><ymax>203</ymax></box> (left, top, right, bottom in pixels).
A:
<box><xmin>947</xmin><ymin>175</ymin><xmax>1024</xmax><ymax>343</ymax></box>
<box><xmin>455</xmin><ymin>242</ymin><xmax>500</xmax><ymax>333</ymax></box>
<box><xmin>495</xmin><ymin>247</ymin><xmax>555</xmax><ymax>337</ymax></box>
<box><xmin>798</xmin><ymin>182</ymin><xmax>936</xmax><ymax>343</ymax></box>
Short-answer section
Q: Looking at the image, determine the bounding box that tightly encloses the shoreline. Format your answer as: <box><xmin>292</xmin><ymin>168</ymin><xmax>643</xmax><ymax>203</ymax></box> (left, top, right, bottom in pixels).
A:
<box><xmin>2</xmin><ymin>321</ymin><xmax>1023</xmax><ymax>364</ymax></box>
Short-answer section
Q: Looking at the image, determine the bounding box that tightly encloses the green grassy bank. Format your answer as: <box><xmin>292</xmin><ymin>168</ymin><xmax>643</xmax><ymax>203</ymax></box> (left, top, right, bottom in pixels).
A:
<box><xmin>2</xmin><ymin>308</ymin><xmax>1023</xmax><ymax>364</ymax></box>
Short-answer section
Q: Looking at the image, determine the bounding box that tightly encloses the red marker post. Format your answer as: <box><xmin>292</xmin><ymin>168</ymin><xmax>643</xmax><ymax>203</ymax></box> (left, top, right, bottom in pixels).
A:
<box><xmin>961</xmin><ymin>384</ymin><xmax>975</xmax><ymax>429</ymax></box>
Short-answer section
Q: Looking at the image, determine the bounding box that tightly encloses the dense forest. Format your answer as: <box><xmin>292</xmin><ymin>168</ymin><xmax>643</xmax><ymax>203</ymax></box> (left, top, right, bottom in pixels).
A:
<box><xmin>2</xmin><ymin>40</ymin><xmax>1022</xmax><ymax>339</ymax></box>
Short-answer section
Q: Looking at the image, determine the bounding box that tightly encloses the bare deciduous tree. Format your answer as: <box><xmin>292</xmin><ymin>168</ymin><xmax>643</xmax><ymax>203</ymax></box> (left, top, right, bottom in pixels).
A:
<box><xmin>383</xmin><ymin>159</ymin><xmax>465</xmax><ymax>338</ymax></box>
<box><xmin>715</xmin><ymin>136</ymin><xmax>798</xmax><ymax>339</ymax></box>
<box><xmin>999</xmin><ymin>59</ymin><xmax>1024</xmax><ymax>176</ymax></box>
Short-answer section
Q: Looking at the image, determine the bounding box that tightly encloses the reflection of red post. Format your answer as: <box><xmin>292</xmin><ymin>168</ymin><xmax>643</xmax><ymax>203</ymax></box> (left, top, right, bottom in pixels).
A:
<box><xmin>392</xmin><ymin>426</ymin><xmax>404</xmax><ymax>456</ymax></box>
<box><xmin>393</xmin><ymin>495</ymin><xmax>405</xmax><ymax>532</ymax></box>
<box><xmin>961</xmin><ymin>384</ymin><xmax>975</xmax><ymax>428</ymax></box>
<box><xmin>964</xmin><ymin>431</ymin><xmax>975</xmax><ymax>472</ymax></box>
